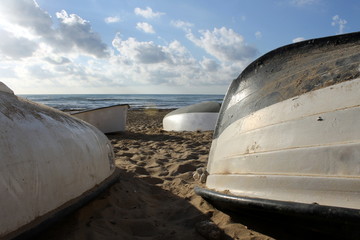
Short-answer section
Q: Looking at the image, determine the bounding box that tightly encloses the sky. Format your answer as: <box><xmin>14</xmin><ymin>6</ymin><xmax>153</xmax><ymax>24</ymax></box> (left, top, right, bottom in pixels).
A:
<box><xmin>0</xmin><ymin>0</ymin><xmax>359</xmax><ymax>94</ymax></box>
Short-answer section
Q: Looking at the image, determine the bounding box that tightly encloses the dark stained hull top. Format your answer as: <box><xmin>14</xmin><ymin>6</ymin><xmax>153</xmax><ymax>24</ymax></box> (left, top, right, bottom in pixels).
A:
<box><xmin>214</xmin><ymin>31</ymin><xmax>360</xmax><ymax>139</ymax></box>
<box><xmin>164</xmin><ymin>101</ymin><xmax>221</xmax><ymax>118</ymax></box>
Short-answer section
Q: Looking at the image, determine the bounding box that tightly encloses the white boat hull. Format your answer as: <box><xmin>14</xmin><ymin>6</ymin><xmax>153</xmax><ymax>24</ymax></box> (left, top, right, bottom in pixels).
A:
<box><xmin>163</xmin><ymin>112</ymin><xmax>219</xmax><ymax>131</ymax></box>
<box><xmin>195</xmin><ymin>33</ymin><xmax>360</xmax><ymax>232</ymax></box>
<box><xmin>207</xmin><ymin>78</ymin><xmax>360</xmax><ymax>209</ymax></box>
<box><xmin>0</xmin><ymin>86</ymin><xmax>116</xmax><ymax>239</ymax></box>
<box><xmin>163</xmin><ymin>101</ymin><xmax>221</xmax><ymax>131</ymax></box>
<box><xmin>72</xmin><ymin>104</ymin><xmax>129</xmax><ymax>133</ymax></box>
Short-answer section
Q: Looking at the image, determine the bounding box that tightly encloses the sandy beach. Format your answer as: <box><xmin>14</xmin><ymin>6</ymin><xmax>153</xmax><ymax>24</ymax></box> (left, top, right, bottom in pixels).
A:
<box><xmin>35</xmin><ymin>109</ymin><xmax>328</xmax><ymax>240</ymax></box>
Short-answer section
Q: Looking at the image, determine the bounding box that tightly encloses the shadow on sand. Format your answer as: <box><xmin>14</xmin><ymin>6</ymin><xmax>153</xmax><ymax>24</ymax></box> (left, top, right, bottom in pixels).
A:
<box><xmin>35</xmin><ymin>168</ymin><xmax>229</xmax><ymax>240</ymax></box>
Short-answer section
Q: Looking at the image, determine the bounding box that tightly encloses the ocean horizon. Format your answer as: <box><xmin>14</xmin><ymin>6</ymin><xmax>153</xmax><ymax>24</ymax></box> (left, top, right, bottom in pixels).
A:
<box><xmin>20</xmin><ymin>94</ymin><xmax>224</xmax><ymax>111</ymax></box>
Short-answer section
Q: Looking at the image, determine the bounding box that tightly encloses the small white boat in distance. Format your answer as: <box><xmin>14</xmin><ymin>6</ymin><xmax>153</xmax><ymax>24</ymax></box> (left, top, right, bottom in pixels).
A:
<box><xmin>196</xmin><ymin>31</ymin><xmax>360</xmax><ymax>234</ymax></box>
<box><xmin>0</xmin><ymin>82</ymin><xmax>118</xmax><ymax>239</ymax></box>
<box><xmin>163</xmin><ymin>101</ymin><xmax>221</xmax><ymax>131</ymax></box>
<box><xmin>72</xmin><ymin>104</ymin><xmax>129</xmax><ymax>134</ymax></box>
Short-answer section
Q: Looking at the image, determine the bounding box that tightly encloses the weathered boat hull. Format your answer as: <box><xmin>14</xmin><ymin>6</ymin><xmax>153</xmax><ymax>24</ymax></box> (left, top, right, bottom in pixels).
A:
<box><xmin>197</xmin><ymin>32</ymin><xmax>360</xmax><ymax>225</ymax></box>
<box><xmin>0</xmin><ymin>84</ymin><xmax>117</xmax><ymax>239</ymax></box>
<box><xmin>163</xmin><ymin>101</ymin><xmax>221</xmax><ymax>131</ymax></box>
<box><xmin>72</xmin><ymin>104</ymin><xmax>129</xmax><ymax>133</ymax></box>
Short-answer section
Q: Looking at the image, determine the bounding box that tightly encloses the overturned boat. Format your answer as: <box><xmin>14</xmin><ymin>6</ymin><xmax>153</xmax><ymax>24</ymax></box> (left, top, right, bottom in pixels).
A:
<box><xmin>196</xmin><ymin>32</ymin><xmax>360</xmax><ymax>230</ymax></box>
<box><xmin>72</xmin><ymin>104</ymin><xmax>129</xmax><ymax>134</ymax></box>
<box><xmin>0</xmin><ymin>82</ymin><xmax>118</xmax><ymax>239</ymax></box>
<box><xmin>163</xmin><ymin>101</ymin><xmax>221</xmax><ymax>131</ymax></box>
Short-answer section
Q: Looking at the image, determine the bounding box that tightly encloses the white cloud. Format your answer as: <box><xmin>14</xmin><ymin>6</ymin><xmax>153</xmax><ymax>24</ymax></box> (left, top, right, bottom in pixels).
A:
<box><xmin>0</xmin><ymin>0</ymin><xmax>53</xmax><ymax>36</ymax></box>
<box><xmin>56</xmin><ymin>10</ymin><xmax>86</xmax><ymax>25</ymax></box>
<box><xmin>0</xmin><ymin>1</ymin><xmax>109</xmax><ymax>59</ymax></box>
<box><xmin>291</xmin><ymin>0</ymin><xmax>319</xmax><ymax>6</ymax></box>
<box><xmin>171</xmin><ymin>20</ymin><xmax>194</xmax><ymax>32</ymax></box>
<box><xmin>112</xmin><ymin>35</ymin><xmax>168</xmax><ymax>64</ymax></box>
<box><xmin>186</xmin><ymin>27</ymin><xmax>258</xmax><ymax>63</ymax></box>
<box><xmin>255</xmin><ymin>31</ymin><xmax>262</xmax><ymax>39</ymax></box>
<box><xmin>44</xmin><ymin>55</ymin><xmax>71</xmax><ymax>65</ymax></box>
<box><xmin>332</xmin><ymin>15</ymin><xmax>347</xmax><ymax>34</ymax></box>
<box><xmin>166</xmin><ymin>40</ymin><xmax>195</xmax><ymax>65</ymax></box>
<box><xmin>134</xmin><ymin>7</ymin><xmax>165</xmax><ymax>19</ymax></box>
<box><xmin>200</xmin><ymin>58</ymin><xmax>220</xmax><ymax>72</ymax></box>
<box><xmin>108</xmin><ymin>33</ymin><xmax>245</xmax><ymax>87</ymax></box>
<box><xmin>292</xmin><ymin>37</ymin><xmax>306</xmax><ymax>43</ymax></box>
<box><xmin>0</xmin><ymin>29</ymin><xmax>38</xmax><ymax>59</ymax></box>
<box><xmin>136</xmin><ymin>22</ymin><xmax>155</xmax><ymax>34</ymax></box>
<box><xmin>55</xmin><ymin>10</ymin><xmax>109</xmax><ymax>58</ymax></box>
<box><xmin>105</xmin><ymin>16</ymin><xmax>121</xmax><ymax>23</ymax></box>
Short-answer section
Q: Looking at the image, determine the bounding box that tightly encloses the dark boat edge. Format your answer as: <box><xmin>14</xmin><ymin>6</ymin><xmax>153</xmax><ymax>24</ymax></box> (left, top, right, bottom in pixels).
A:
<box><xmin>195</xmin><ymin>186</ymin><xmax>360</xmax><ymax>238</ymax></box>
<box><xmin>5</xmin><ymin>169</ymin><xmax>120</xmax><ymax>240</ymax></box>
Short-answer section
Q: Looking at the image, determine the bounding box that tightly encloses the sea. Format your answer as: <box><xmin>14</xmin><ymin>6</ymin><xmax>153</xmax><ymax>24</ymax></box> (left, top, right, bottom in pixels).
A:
<box><xmin>19</xmin><ymin>94</ymin><xmax>225</xmax><ymax>111</ymax></box>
